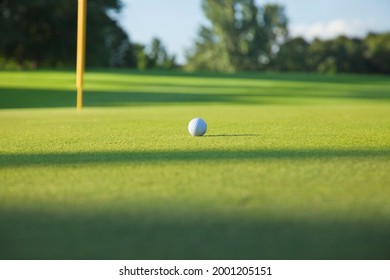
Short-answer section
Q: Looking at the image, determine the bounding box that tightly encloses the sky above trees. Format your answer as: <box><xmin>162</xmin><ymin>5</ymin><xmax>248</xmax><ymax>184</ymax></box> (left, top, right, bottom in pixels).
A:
<box><xmin>118</xmin><ymin>0</ymin><xmax>390</xmax><ymax>63</ymax></box>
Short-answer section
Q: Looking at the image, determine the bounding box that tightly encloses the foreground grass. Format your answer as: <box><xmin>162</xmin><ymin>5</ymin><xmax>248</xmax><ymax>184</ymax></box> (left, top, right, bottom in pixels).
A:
<box><xmin>0</xmin><ymin>70</ymin><xmax>390</xmax><ymax>259</ymax></box>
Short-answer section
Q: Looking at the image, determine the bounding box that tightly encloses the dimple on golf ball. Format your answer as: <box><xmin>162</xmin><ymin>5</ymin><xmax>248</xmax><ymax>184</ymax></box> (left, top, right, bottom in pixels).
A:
<box><xmin>188</xmin><ymin>118</ymin><xmax>207</xmax><ymax>136</ymax></box>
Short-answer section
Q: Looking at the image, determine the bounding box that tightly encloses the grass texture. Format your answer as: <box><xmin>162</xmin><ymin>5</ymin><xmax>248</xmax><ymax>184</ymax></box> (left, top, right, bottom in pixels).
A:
<box><xmin>0</xmin><ymin>70</ymin><xmax>389</xmax><ymax>259</ymax></box>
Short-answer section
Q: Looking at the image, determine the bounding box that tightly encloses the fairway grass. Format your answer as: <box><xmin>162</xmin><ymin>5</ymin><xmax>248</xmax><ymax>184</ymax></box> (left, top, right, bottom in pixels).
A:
<box><xmin>0</xmin><ymin>71</ymin><xmax>390</xmax><ymax>259</ymax></box>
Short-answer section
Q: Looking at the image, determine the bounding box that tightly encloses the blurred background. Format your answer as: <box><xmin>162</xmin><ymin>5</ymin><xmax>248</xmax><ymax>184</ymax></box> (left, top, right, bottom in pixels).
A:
<box><xmin>1</xmin><ymin>0</ymin><xmax>389</xmax><ymax>74</ymax></box>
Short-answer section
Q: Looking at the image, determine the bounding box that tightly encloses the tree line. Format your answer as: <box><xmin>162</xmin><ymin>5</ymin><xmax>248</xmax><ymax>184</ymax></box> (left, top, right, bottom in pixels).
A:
<box><xmin>273</xmin><ymin>33</ymin><xmax>390</xmax><ymax>74</ymax></box>
<box><xmin>1</xmin><ymin>0</ymin><xmax>389</xmax><ymax>74</ymax></box>
<box><xmin>185</xmin><ymin>0</ymin><xmax>390</xmax><ymax>74</ymax></box>
<box><xmin>0</xmin><ymin>0</ymin><xmax>176</xmax><ymax>70</ymax></box>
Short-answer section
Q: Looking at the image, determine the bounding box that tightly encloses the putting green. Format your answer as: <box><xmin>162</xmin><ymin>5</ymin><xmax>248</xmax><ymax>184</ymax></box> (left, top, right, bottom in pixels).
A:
<box><xmin>0</xmin><ymin>70</ymin><xmax>389</xmax><ymax>259</ymax></box>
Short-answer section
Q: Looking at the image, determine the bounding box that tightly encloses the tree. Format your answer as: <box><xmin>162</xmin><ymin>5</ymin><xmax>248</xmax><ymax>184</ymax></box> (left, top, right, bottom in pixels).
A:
<box><xmin>273</xmin><ymin>37</ymin><xmax>309</xmax><ymax>71</ymax></box>
<box><xmin>186</xmin><ymin>0</ymin><xmax>288</xmax><ymax>72</ymax></box>
<box><xmin>306</xmin><ymin>36</ymin><xmax>367</xmax><ymax>74</ymax></box>
<box><xmin>108</xmin><ymin>37</ymin><xmax>177</xmax><ymax>70</ymax></box>
<box><xmin>0</xmin><ymin>0</ymin><xmax>129</xmax><ymax>68</ymax></box>
<box><xmin>134</xmin><ymin>43</ymin><xmax>148</xmax><ymax>70</ymax></box>
<box><xmin>364</xmin><ymin>32</ymin><xmax>390</xmax><ymax>74</ymax></box>
<box><xmin>147</xmin><ymin>38</ymin><xmax>177</xmax><ymax>69</ymax></box>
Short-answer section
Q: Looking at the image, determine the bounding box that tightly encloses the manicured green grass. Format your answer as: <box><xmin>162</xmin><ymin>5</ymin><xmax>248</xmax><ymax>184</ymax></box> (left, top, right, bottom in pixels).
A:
<box><xmin>0</xmin><ymin>70</ymin><xmax>389</xmax><ymax>259</ymax></box>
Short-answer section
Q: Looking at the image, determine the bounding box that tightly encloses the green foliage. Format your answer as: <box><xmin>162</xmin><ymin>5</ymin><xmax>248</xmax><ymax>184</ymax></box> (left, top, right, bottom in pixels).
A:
<box><xmin>364</xmin><ymin>32</ymin><xmax>390</xmax><ymax>74</ymax></box>
<box><xmin>117</xmin><ymin>39</ymin><xmax>177</xmax><ymax>70</ymax></box>
<box><xmin>2</xmin><ymin>0</ymin><xmax>389</xmax><ymax>74</ymax></box>
<box><xmin>186</xmin><ymin>0</ymin><xmax>288</xmax><ymax>72</ymax></box>
<box><xmin>186</xmin><ymin>1</ymin><xmax>390</xmax><ymax>74</ymax></box>
<box><xmin>1</xmin><ymin>0</ymin><xmax>75</xmax><ymax>67</ymax></box>
<box><xmin>0</xmin><ymin>1</ymin><xmax>177</xmax><ymax>70</ymax></box>
<box><xmin>147</xmin><ymin>38</ymin><xmax>177</xmax><ymax>69</ymax></box>
<box><xmin>272</xmin><ymin>37</ymin><xmax>309</xmax><ymax>71</ymax></box>
<box><xmin>273</xmin><ymin>33</ymin><xmax>390</xmax><ymax>74</ymax></box>
<box><xmin>0</xmin><ymin>0</ymin><xmax>130</xmax><ymax>68</ymax></box>
<box><xmin>135</xmin><ymin>44</ymin><xmax>148</xmax><ymax>70</ymax></box>
<box><xmin>306</xmin><ymin>36</ymin><xmax>367</xmax><ymax>73</ymax></box>
<box><xmin>0</xmin><ymin>0</ymin><xmax>124</xmax><ymax>67</ymax></box>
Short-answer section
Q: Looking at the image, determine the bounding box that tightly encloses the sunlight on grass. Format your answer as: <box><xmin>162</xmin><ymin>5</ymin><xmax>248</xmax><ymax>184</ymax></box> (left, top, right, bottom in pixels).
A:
<box><xmin>0</xmin><ymin>71</ymin><xmax>389</xmax><ymax>109</ymax></box>
<box><xmin>0</xmin><ymin>71</ymin><xmax>389</xmax><ymax>259</ymax></box>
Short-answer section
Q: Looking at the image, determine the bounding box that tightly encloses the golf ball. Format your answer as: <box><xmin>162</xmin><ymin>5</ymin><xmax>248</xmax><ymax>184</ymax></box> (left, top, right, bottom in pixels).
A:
<box><xmin>188</xmin><ymin>118</ymin><xmax>207</xmax><ymax>136</ymax></box>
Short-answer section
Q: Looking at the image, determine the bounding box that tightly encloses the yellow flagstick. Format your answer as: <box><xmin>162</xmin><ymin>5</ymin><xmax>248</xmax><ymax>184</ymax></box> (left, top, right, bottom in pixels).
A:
<box><xmin>76</xmin><ymin>0</ymin><xmax>87</xmax><ymax>112</ymax></box>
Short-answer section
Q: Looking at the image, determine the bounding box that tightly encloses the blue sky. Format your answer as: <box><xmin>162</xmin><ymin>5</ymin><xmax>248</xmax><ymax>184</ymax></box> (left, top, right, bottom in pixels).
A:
<box><xmin>117</xmin><ymin>0</ymin><xmax>390</xmax><ymax>63</ymax></box>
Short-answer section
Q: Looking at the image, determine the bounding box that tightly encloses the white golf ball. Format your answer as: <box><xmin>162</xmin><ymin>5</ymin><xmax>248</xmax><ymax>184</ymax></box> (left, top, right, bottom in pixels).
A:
<box><xmin>188</xmin><ymin>118</ymin><xmax>207</xmax><ymax>136</ymax></box>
